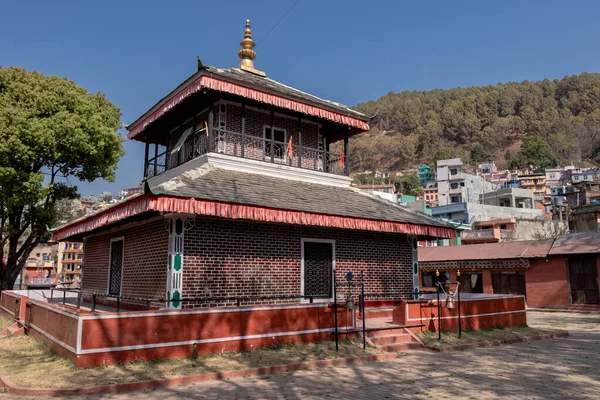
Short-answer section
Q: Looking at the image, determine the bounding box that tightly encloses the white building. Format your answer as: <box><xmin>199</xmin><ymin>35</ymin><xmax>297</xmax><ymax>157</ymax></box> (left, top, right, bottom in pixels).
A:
<box><xmin>436</xmin><ymin>158</ymin><xmax>495</xmax><ymax>206</ymax></box>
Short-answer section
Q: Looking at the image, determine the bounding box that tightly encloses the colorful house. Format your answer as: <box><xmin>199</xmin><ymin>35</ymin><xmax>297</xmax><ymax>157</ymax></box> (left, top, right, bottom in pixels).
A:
<box><xmin>417</xmin><ymin>165</ymin><xmax>432</xmax><ymax>186</ymax></box>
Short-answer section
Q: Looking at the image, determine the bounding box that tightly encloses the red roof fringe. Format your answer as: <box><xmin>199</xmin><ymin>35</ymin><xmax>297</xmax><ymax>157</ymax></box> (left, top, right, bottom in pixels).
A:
<box><xmin>52</xmin><ymin>194</ymin><xmax>456</xmax><ymax>241</ymax></box>
<box><xmin>126</xmin><ymin>76</ymin><xmax>370</xmax><ymax>140</ymax></box>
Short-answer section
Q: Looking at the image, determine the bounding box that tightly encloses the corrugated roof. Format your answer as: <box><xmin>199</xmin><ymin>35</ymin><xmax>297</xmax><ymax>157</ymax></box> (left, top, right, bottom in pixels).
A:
<box><xmin>548</xmin><ymin>232</ymin><xmax>600</xmax><ymax>255</ymax></box>
<box><xmin>418</xmin><ymin>239</ymin><xmax>555</xmax><ymax>262</ymax></box>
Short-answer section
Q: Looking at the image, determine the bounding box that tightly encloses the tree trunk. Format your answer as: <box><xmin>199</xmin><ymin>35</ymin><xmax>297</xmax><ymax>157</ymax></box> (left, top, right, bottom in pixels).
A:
<box><xmin>0</xmin><ymin>265</ymin><xmax>19</xmax><ymax>290</ymax></box>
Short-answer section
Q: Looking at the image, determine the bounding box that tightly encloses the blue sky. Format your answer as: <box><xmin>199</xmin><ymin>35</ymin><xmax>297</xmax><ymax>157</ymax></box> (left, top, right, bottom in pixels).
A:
<box><xmin>2</xmin><ymin>0</ymin><xmax>600</xmax><ymax>195</ymax></box>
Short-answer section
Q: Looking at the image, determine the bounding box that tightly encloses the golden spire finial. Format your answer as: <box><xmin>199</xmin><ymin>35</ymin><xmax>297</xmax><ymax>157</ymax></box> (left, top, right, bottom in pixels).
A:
<box><xmin>238</xmin><ymin>19</ymin><xmax>266</xmax><ymax>77</ymax></box>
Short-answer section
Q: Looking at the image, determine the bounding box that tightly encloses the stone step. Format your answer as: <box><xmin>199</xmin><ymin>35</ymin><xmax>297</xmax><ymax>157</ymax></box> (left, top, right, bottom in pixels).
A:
<box><xmin>376</xmin><ymin>342</ymin><xmax>422</xmax><ymax>352</ymax></box>
<box><xmin>369</xmin><ymin>333</ymin><xmax>413</xmax><ymax>345</ymax></box>
<box><xmin>357</xmin><ymin>307</ymin><xmax>395</xmax><ymax>319</ymax></box>
<box><xmin>0</xmin><ymin>322</ymin><xmax>24</xmax><ymax>337</ymax></box>
<box><xmin>366</xmin><ymin>328</ymin><xmax>408</xmax><ymax>338</ymax></box>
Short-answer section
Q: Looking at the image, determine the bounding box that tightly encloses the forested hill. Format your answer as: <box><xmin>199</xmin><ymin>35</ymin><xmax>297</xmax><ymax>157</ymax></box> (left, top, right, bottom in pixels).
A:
<box><xmin>349</xmin><ymin>72</ymin><xmax>600</xmax><ymax>172</ymax></box>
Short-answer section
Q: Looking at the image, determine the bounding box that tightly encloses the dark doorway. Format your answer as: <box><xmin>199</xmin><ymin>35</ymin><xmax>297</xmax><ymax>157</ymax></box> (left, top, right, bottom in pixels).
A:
<box><xmin>492</xmin><ymin>272</ymin><xmax>526</xmax><ymax>297</ymax></box>
<box><xmin>459</xmin><ymin>272</ymin><xmax>483</xmax><ymax>293</ymax></box>
<box><xmin>303</xmin><ymin>241</ymin><xmax>333</xmax><ymax>298</ymax></box>
<box><xmin>568</xmin><ymin>256</ymin><xmax>599</xmax><ymax>305</ymax></box>
<box><xmin>109</xmin><ymin>239</ymin><xmax>124</xmax><ymax>295</ymax></box>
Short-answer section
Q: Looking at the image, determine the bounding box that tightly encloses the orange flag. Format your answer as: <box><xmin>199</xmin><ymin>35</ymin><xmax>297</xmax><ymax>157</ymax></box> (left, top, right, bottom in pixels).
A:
<box><xmin>339</xmin><ymin>149</ymin><xmax>345</xmax><ymax>168</ymax></box>
<box><xmin>287</xmin><ymin>135</ymin><xmax>293</xmax><ymax>158</ymax></box>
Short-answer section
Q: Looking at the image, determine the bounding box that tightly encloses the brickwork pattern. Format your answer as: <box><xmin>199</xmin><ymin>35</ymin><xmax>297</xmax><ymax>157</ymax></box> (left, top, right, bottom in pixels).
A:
<box><xmin>82</xmin><ymin>220</ymin><xmax>169</xmax><ymax>300</ymax></box>
<box><xmin>183</xmin><ymin>218</ymin><xmax>413</xmax><ymax>307</ymax></box>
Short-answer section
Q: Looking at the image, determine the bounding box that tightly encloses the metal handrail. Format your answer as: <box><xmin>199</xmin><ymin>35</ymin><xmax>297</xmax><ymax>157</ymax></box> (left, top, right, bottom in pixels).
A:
<box><xmin>145</xmin><ymin>126</ymin><xmax>350</xmax><ymax>178</ymax></box>
<box><xmin>89</xmin><ymin>292</ymin><xmax>324</xmax><ymax>312</ymax></box>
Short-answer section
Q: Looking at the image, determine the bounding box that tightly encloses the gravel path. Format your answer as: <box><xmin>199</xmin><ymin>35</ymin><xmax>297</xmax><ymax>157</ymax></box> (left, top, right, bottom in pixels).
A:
<box><xmin>2</xmin><ymin>310</ymin><xmax>599</xmax><ymax>399</ymax></box>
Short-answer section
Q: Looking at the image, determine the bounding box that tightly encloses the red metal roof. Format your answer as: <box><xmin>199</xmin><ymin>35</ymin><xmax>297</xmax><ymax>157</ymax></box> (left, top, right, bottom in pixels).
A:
<box><xmin>548</xmin><ymin>232</ymin><xmax>600</xmax><ymax>255</ymax></box>
<box><xmin>418</xmin><ymin>240</ymin><xmax>555</xmax><ymax>262</ymax></box>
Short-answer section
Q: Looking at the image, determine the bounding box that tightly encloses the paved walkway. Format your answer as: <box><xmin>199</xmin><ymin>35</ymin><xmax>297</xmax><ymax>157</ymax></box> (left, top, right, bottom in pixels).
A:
<box><xmin>2</xmin><ymin>310</ymin><xmax>599</xmax><ymax>399</ymax></box>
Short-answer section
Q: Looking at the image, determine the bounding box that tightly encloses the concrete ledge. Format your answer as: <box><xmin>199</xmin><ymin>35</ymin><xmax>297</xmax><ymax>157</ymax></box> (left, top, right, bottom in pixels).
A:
<box><xmin>425</xmin><ymin>332</ymin><xmax>569</xmax><ymax>353</ymax></box>
<box><xmin>0</xmin><ymin>352</ymin><xmax>396</xmax><ymax>397</ymax></box>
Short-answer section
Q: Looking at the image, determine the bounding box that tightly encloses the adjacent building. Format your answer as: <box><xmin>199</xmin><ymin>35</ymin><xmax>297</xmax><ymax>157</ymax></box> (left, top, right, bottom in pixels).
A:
<box><xmin>519</xmin><ymin>173</ymin><xmax>546</xmax><ymax>200</ymax></box>
<box><xmin>22</xmin><ymin>243</ymin><xmax>57</xmax><ymax>289</ymax></box>
<box><xmin>57</xmin><ymin>241</ymin><xmax>83</xmax><ymax>288</ymax></box>
<box><xmin>422</xmin><ymin>181</ymin><xmax>438</xmax><ymax>207</ymax></box>
<box><xmin>419</xmin><ymin>233</ymin><xmax>600</xmax><ymax>309</ymax></box>
<box><xmin>417</xmin><ymin>165</ymin><xmax>433</xmax><ymax>186</ymax></box>
<box><xmin>436</xmin><ymin>158</ymin><xmax>494</xmax><ymax>206</ymax></box>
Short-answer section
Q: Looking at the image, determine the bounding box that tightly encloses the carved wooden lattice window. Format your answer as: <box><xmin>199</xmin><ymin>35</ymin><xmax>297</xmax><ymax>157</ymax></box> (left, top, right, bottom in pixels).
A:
<box><xmin>303</xmin><ymin>241</ymin><xmax>333</xmax><ymax>298</ymax></box>
<box><xmin>109</xmin><ymin>239</ymin><xmax>124</xmax><ymax>295</ymax></box>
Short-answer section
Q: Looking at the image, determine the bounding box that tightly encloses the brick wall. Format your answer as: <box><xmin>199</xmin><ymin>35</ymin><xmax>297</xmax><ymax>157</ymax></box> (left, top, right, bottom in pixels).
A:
<box><xmin>82</xmin><ymin>219</ymin><xmax>169</xmax><ymax>300</ymax></box>
<box><xmin>183</xmin><ymin>218</ymin><xmax>413</xmax><ymax>306</ymax></box>
<box><xmin>525</xmin><ymin>257</ymin><xmax>569</xmax><ymax>308</ymax></box>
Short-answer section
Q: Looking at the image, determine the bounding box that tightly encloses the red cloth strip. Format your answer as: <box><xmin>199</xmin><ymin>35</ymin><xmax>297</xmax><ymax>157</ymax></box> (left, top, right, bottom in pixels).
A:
<box><xmin>51</xmin><ymin>194</ymin><xmax>455</xmax><ymax>241</ymax></box>
<box><xmin>126</xmin><ymin>75</ymin><xmax>369</xmax><ymax>140</ymax></box>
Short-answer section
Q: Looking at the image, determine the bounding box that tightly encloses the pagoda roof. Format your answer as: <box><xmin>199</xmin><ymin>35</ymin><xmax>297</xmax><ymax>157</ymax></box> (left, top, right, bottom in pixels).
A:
<box><xmin>126</xmin><ymin>66</ymin><xmax>370</xmax><ymax>142</ymax></box>
<box><xmin>52</xmin><ymin>164</ymin><xmax>455</xmax><ymax>242</ymax></box>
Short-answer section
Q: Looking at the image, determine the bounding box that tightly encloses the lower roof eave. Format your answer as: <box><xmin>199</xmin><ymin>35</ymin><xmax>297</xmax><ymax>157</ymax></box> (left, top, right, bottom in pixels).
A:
<box><xmin>51</xmin><ymin>194</ymin><xmax>456</xmax><ymax>242</ymax></box>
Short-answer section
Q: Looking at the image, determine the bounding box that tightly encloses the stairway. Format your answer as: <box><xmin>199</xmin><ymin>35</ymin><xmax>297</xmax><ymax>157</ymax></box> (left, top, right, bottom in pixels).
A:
<box><xmin>358</xmin><ymin>306</ymin><xmax>395</xmax><ymax>320</ymax></box>
<box><xmin>0</xmin><ymin>322</ymin><xmax>24</xmax><ymax>338</ymax></box>
<box><xmin>366</xmin><ymin>328</ymin><xmax>422</xmax><ymax>352</ymax></box>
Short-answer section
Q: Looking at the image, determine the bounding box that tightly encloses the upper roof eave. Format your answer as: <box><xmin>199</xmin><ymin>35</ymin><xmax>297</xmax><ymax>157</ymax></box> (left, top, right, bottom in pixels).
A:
<box><xmin>126</xmin><ymin>67</ymin><xmax>369</xmax><ymax>140</ymax></box>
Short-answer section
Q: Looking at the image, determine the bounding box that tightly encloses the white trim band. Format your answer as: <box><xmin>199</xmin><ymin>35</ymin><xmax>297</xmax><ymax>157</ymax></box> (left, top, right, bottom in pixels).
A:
<box><xmin>78</xmin><ymin>326</ymin><xmax>353</xmax><ymax>355</ymax></box>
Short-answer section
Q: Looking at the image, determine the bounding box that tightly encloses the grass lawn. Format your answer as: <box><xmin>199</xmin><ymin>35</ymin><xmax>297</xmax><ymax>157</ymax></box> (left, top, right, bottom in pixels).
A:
<box><xmin>0</xmin><ymin>334</ymin><xmax>379</xmax><ymax>389</ymax></box>
<box><xmin>416</xmin><ymin>325</ymin><xmax>563</xmax><ymax>348</ymax></box>
<box><xmin>0</xmin><ymin>317</ymin><xmax>13</xmax><ymax>332</ymax></box>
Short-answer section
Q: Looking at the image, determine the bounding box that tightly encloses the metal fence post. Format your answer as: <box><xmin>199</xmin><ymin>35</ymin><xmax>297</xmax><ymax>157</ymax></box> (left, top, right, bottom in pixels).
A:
<box><xmin>333</xmin><ymin>270</ymin><xmax>338</xmax><ymax>351</ymax></box>
<box><xmin>361</xmin><ymin>270</ymin><xmax>366</xmax><ymax>350</ymax></box>
<box><xmin>92</xmin><ymin>293</ymin><xmax>96</xmax><ymax>312</ymax></box>
<box><xmin>50</xmin><ymin>289</ymin><xmax>53</xmax><ymax>303</ymax></box>
<box><xmin>457</xmin><ymin>283</ymin><xmax>462</xmax><ymax>338</ymax></box>
<box><xmin>437</xmin><ymin>283</ymin><xmax>441</xmax><ymax>341</ymax></box>
<box><xmin>116</xmin><ymin>296</ymin><xmax>120</xmax><ymax>312</ymax></box>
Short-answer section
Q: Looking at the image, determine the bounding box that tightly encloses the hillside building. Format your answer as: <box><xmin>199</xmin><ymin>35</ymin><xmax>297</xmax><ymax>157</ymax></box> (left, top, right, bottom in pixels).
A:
<box><xmin>436</xmin><ymin>158</ymin><xmax>494</xmax><ymax>206</ymax></box>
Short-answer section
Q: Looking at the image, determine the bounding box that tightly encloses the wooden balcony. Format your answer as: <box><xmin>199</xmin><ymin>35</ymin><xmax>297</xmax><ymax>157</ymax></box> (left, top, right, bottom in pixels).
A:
<box><xmin>145</xmin><ymin>128</ymin><xmax>348</xmax><ymax>179</ymax></box>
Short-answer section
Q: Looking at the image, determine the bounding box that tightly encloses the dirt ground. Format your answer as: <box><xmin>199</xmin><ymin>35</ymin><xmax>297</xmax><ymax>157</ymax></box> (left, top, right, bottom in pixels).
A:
<box><xmin>0</xmin><ymin>317</ymin><xmax>12</xmax><ymax>332</ymax></box>
<box><xmin>0</xmin><ymin>336</ymin><xmax>378</xmax><ymax>389</ymax></box>
<box><xmin>416</xmin><ymin>325</ymin><xmax>555</xmax><ymax>347</ymax></box>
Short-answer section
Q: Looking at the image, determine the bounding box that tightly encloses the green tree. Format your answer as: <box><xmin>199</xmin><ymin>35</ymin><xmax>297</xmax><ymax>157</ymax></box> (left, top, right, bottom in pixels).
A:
<box><xmin>470</xmin><ymin>144</ymin><xmax>492</xmax><ymax>165</ymax></box>
<box><xmin>0</xmin><ymin>67</ymin><xmax>123</xmax><ymax>289</ymax></box>
<box><xmin>390</xmin><ymin>173</ymin><xmax>423</xmax><ymax>196</ymax></box>
<box><xmin>514</xmin><ymin>136</ymin><xmax>559</xmax><ymax>172</ymax></box>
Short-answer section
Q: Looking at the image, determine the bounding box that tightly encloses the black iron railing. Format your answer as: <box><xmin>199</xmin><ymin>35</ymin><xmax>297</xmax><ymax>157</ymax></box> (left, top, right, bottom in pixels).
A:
<box><xmin>89</xmin><ymin>293</ymin><xmax>326</xmax><ymax>313</ymax></box>
<box><xmin>145</xmin><ymin>127</ymin><xmax>349</xmax><ymax>179</ymax></box>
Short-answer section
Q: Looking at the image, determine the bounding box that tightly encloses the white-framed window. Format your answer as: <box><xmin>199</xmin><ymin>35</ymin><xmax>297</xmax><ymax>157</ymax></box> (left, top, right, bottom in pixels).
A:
<box><xmin>301</xmin><ymin>238</ymin><xmax>335</xmax><ymax>302</ymax></box>
<box><xmin>263</xmin><ymin>125</ymin><xmax>287</xmax><ymax>163</ymax></box>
